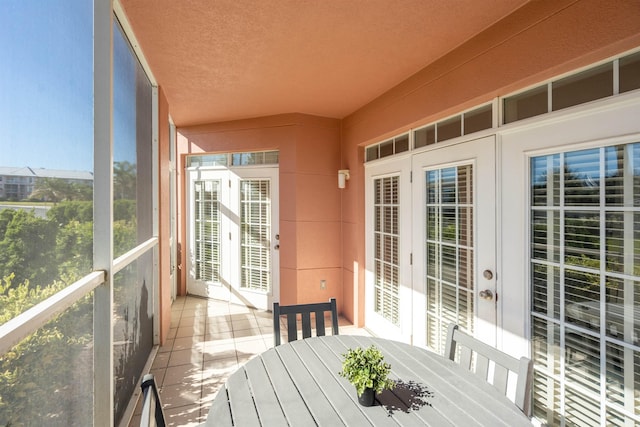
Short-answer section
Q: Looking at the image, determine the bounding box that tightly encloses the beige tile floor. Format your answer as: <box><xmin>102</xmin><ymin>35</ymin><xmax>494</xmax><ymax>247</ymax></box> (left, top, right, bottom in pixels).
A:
<box><xmin>128</xmin><ymin>295</ymin><xmax>370</xmax><ymax>427</ymax></box>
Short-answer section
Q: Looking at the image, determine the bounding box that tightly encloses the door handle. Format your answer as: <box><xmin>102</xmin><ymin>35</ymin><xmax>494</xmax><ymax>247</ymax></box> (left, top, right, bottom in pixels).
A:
<box><xmin>479</xmin><ymin>289</ymin><xmax>494</xmax><ymax>300</ymax></box>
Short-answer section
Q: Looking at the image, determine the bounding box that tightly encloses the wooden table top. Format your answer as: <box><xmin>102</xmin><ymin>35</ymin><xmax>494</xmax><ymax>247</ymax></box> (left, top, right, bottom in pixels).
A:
<box><xmin>203</xmin><ymin>335</ymin><xmax>532</xmax><ymax>426</ymax></box>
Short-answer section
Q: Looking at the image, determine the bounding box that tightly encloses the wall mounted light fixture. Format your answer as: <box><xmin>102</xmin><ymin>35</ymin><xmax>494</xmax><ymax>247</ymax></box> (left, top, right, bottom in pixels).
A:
<box><xmin>338</xmin><ymin>169</ymin><xmax>350</xmax><ymax>189</ymax></box>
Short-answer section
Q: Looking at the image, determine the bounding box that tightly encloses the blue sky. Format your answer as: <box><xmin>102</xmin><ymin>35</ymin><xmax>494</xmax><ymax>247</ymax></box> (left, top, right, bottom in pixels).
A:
<box><xmin>0</xmin><ymin>1</ymin><xmax>138</xmax><ymax>172</ymax></box>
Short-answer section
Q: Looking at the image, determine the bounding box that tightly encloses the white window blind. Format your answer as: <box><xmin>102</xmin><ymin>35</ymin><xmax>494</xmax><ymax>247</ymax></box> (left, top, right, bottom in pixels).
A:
<box><xmin>240</xmin><ymin>179</ymin><xmax>271</xmax><ymax>292</ymax></box>
<box><xmin>194</xmin><ymin>180</ymin><xmax>221</xmax><ymax>282</ymax></box>
<box><xmin>373</xmin><ymin>176</ymin><xmax>400</xmax><ymax>325</ymax></box>
<box><xmin>530</xmin><ymin>143</ymin><xmax>640</xmax><ymax>426</ymax></box>
<box><xmin>424</xmin><ymin>165</ymin><xmax>475</xmax><ymax>354</ymax></box>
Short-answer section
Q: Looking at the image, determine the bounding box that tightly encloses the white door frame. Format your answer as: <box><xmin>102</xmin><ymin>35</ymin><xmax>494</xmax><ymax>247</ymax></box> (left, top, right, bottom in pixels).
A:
<box><xmin>499</xmin><ymin>92</ymin><xmax>640</xmax><ymax>357</ymax></box>
<box><xmin>186</xmin><ymin>165</ymin><xmax>279</xmax><ymax>310</ymax></box>
<box><xmin>364</xmin><ymin>154</ymin><xmax>413</xmax><ymax>342</ymax></box>
<box><xmin>411</xmin><ymin>135</ymin><xmax>498</xmax><ymax>348</ymax></box>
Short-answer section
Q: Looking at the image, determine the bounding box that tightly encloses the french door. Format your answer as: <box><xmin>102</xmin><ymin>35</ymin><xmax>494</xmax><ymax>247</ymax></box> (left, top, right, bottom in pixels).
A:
<box><xmin>186</xmin><ymin>166</ymin><xmax>279</xmax><ymax>310</ymax></box>
<box><xmin>365</xmin><ymin>135</ymin><xmax>497</xmax><ymax>350</ymax></box>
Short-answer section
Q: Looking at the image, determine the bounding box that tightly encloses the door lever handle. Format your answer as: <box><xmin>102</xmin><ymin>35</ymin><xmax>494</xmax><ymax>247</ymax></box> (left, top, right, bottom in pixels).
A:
<box><xmin>479</xmin><ymin>289</ymin><xmax>494</xmax><ymax>300</ymax></box>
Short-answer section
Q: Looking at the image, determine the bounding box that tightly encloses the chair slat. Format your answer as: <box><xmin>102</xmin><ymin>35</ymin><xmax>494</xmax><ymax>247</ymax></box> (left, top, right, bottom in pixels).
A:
<box><xmin>301</xmin><ymin>312</ymin><xmax>312</xmax><ymax>338</ymax></box>
<box><xmin>287</xmin><ymin>314</ymin><xmax>298</xmax><ymax>342</ymax></box>
<box><xmin>475</xmin><ymin>353</ymin><xmax>490</xmax><ymax>380</ymax></box>
<box><xmin>315</xmin><ymin>310</ymin><xmax>326</xmax><ymax>336</ymax></box>
<box><xmin>459</xmin><ymin>346</ymin><xmax>473</xmax><ymax>369</ymax></box>
<box><xmin>492</xmin><ymin>365</ymin><xmax>509</xmax><ymax>394</ymax></box>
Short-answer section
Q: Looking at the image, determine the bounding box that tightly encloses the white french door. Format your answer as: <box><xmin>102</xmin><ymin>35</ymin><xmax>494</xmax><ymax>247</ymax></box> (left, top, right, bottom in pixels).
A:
<box><xmin>412</xmin><ymin>135</ymin><xmax>497</xmax><ymax>350</ymax></box>
<box><xmin>186</xmin><ymin>166</ymin><xmax>279</xmax><ymax>310</ymax></box>
<box><xmin>365</xmin><ymin>135</ymin><xmax>497</xmax><ymax>350</ymax></box>
<box><xmin>365</xmin><ymin>157</ymin><xmax>413</xmax><ymax>341</ymax></box>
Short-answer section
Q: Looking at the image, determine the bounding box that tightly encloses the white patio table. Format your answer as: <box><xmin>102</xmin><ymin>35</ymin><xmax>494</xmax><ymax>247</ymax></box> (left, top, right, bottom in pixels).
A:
<box><xmin>202</xmin><ymin>335</ymin><xmax>532</xmax><ymax>426</ymax></box>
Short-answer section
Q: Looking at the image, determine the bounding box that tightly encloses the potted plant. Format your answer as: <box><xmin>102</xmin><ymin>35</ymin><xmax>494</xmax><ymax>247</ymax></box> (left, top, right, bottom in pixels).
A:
<box><xmin>339</xmin><ymin>345</ymin><xmax>395</xmax><ymax>406</ymax></box>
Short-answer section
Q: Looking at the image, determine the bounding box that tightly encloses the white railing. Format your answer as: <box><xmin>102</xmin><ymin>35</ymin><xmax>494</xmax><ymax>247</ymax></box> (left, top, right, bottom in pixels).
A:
<box><xmin>0</xmin><ymin>270</ymin><xmax>106</xmax><ymax>355</ymax></box>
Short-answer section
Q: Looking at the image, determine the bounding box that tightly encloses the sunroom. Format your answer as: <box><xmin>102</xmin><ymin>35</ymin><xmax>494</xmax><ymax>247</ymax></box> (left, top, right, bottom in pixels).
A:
<box><xmin>1</xmin><ymin>1</ymin><xmax>639</xmax><ymax>426</ymax></box>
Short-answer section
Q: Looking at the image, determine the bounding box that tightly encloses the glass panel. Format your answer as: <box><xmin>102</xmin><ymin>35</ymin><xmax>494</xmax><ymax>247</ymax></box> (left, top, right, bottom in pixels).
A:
<box><xmin>605</xmin><ymin>144</ymin><xmax>640</xmax><ymax>207</ymax></box>
<box><xmin>463</xmin><ymin>105</ymin><xmax>492</xmax><ymax>134</ymax></box>
<box><xmin>373</xmin><ymin>176</ymin><xmax>400</xmax><ymax>325</ymax></box>
<box><xmin>0</xmin><ymin>0</ymin><xmax>93</xmax><ymax>316</ymax></box>
<box><xmin>564</xmin><ymin>211</ymin><xmax>600</xmax><ymax>267</ymax></box>
<box><xmin>530</xmin><ymin>142</ymin><xmax>640</xmax><ymax>426</ymax></box>
<box><xmin>113</xmin><ymin>252</ymin><xmax>154</xmax><ymax>424</ymax></box>
<box><xmin>437</xmin><ymin>116</ymin><xmax>462</xmax><ymax>142</ymax></box>
<box><xmin>414</xmin><ymin>125</ymin><xmax>435</xmax><ymax>149</ymax></box>
<box><xmin>240</xmin><ymin>179</ymin><xmax>271</xmax><ymax>292</ymax></box>
<box><xmin>531</xmin><ymin>210</ymin><xmax>560</xmax><ymax>263</ymax></box>
<box><xmin>531</xmin><ymin>264</ymin><xmax>560</xmax><ymax>318</ymax></box>
<box><xmin>619</xmin><ymin>51</ymin><xmax>640</xmax><ymax>94</ymax></box>
<box><xmin>366</xmin><ymin>145</ymin><xmax>379</xmax><ymax>162</ymax></box>
<box><xmin>395</xmin><ymin>135</ymin><xmax>409</xmax><ymax>153</ymax></box>
<box><xmin>552</xmin><ymin>63</ymin><xmax>613</xmax><ymax>111</ymax></box>
<box><xmin>194</xmin><ymin>180</ymin><xmax>221</xmax><ymax>282</ymax></box>
<box><xmin>379</xmin><ymin>140</ymin><xmax>394</xmax><ymax>158</ymax></box>
<box><xmin>425</xmin><ymin>165</ymin><xmax>474</xmax><ymax>353</ymax></box>
<box><xmin>605</xmin><ymin>343</ymin><xmax>640</xmax><ymax>423</ymax></box>
<box><xmin>565</xmin><ymin>148</ymin><xmax>600</xmax><ymax>206</ymax></box>
<box><xmin>232</xmin><ymin>151</ymin><xmax>279</xmax><ymax>166</ymax></box>
<box><xmin>113</xmin><ymin>20</ymin><xmax>153</xmax><ymax>257</ymax></box>
<box><xmin>605</xmin><ymin>213</ymin><xmax>640</xmax><ymax>275</ymax></box>
<box><xmin>503</xmin><ymin>85</ymin><xmax>548</xmax><ymax>124</ymax></box>
<box><xmin>187</xmin><ymin>154</ymin><xmax>228</xmax><ymax>167</ymax></box>
<box><xmin>531</xmin><ymin>154</ymin><xmax>561</xmax><ymax>207</ymax></box>
<box><xmin>0</xmin><ymin>293</ymin><xmax>94</xmax><ymax>426</ymax></box>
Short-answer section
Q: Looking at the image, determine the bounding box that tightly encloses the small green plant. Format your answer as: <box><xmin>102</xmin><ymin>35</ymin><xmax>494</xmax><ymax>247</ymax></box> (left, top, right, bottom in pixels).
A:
<box><xmin>339</xmin><ymin>345</ymin><xmax>395</xmax><ymax>396</ymax></box>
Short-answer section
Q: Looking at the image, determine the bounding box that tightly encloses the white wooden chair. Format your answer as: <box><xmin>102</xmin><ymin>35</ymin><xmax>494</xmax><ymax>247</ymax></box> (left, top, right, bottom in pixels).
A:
<box><xmin>445</xmin><ymin>323</ymin><xmax>533</xmax><ymax>417</ymax></box>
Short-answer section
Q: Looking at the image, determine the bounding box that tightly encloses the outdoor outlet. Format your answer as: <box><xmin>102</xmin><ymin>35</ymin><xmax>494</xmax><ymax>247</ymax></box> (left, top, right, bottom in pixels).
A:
<box><xmin>320</xmin><ymin>280</ymin><xmax>326</xmax><ymax>289</ymax></box>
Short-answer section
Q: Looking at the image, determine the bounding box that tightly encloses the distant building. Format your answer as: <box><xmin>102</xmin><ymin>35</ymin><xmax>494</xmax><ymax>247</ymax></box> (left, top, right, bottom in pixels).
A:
<box><xmin>0</xmin><ymin>166</ymin><xmax>93</xmax><ymax>201</ymax></box>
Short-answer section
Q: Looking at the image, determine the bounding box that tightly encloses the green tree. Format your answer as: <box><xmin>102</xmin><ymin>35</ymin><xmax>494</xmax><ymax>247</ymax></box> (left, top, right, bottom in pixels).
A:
<box><xmin>113</xmin><ymin>161</ymin><xmax>136</xmax><ymax>200</ymax></box>
<box><xmin>30</xmin><ymin>178</ymin><xmax>92</xmax><ymax>203</ymax></box>
<box><xmin>0</xmin><ymin>274</ymin><xmax>92</xmax><ymax>426</ymax></box>
<box><xmin>0</xmin><ymin>210</ymin><xmax>57</xmax><ymax>288</ymax></box>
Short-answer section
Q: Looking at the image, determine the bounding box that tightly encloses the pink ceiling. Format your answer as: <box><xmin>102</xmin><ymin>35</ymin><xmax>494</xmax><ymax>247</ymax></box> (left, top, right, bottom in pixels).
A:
<box><xmin>120</xmin><ymin>0</ymin><xmax>529</xmax><ymax>126</ymax></box>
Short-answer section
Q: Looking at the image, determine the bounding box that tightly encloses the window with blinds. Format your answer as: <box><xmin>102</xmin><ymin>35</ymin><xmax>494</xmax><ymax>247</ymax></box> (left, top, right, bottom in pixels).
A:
<box><xmin>373</xmin><ymin>176</ymin><xmax>400</xmax><ymax>325</ymax></box>
<box><xmin>240</xmin><ymin>179</ymin><xmax>271</xmax><ymax>292</ymax></box>
<box><xmin>424</xmin><ymin>165</ymin><xmax>474</xmax><ymax>354</ymax></box>
<box><xmin>194</xmin><ymin>180</ymin><xmax>221</xmax><ymax>282</ymax></box>
<box><xmin>530</xmin><ymin>143</ymin><xmax>640</xmax><ymax>426</ymax></box>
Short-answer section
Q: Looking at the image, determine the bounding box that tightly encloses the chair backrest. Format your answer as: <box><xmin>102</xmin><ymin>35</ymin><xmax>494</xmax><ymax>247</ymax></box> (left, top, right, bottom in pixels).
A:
<box><xmin>444</xmin><ymin>323</ymin><xmax>533</xmax><ymax>417</ymax></box>
<box><xmin>140</xmin><ymin>373</ymin><xmax>166</xmax><ymax>427</ymax></box>
<box><xmin>273</xmin><ymin>298</ymin><xmax>339</xmax><ymax>346</ymax></box>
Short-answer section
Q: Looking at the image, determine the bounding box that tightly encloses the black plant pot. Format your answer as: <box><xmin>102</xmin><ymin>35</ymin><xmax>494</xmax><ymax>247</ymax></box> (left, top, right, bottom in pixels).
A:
<box><xmin>358</xmin><ymin>387</ymin><xmax>375</xmax><ymax>406</ymax></box>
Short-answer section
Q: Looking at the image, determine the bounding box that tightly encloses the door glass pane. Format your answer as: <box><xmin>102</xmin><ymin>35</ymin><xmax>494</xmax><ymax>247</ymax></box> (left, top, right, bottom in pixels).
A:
<box><xmin>425</xmin><ymin>165</ymin><xmax>474</xmax><ymax>353</ymax></box>
<box><xmin>373</xmin><ymin>176</ymin><xmax>400</xmax><ymax>325</ymax></box>
<box><xmin>530</xmin><ymin>142</ymin><xmax>640</xmax><ymax>426</ymax></box>
<box><xmin>194</xmin><ymin>180</ymin><xmax>221</xmax><ymax>283</ymax></box>
<box><xmin>240</xmin><ymin>179</ymin><xmax>271</xmax><ymax>292</ymax></box>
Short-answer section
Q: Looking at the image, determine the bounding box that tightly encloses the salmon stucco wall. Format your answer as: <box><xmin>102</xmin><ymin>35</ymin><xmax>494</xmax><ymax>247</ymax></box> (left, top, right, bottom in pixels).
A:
<box><xmin>176</xmin><ymin>114</ymin><xmax>344</xmax><ymax>312</ymax></box>
<box><xmin>340</xmin><ymin>0</ymin><xmax>640</xmax><ymax>327</ymax></box>
<box><xmin>157</xmin><ymin>87</ymin><xmax>172</xmax><ymax>344</ymax></box>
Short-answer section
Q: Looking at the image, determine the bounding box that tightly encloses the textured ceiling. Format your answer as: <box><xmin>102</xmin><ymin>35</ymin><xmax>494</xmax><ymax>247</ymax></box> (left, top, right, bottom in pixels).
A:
<box><xmin>120</xmin><ymin>0</ymin><xmax>530</xmax><ymax>126</ymax></box>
